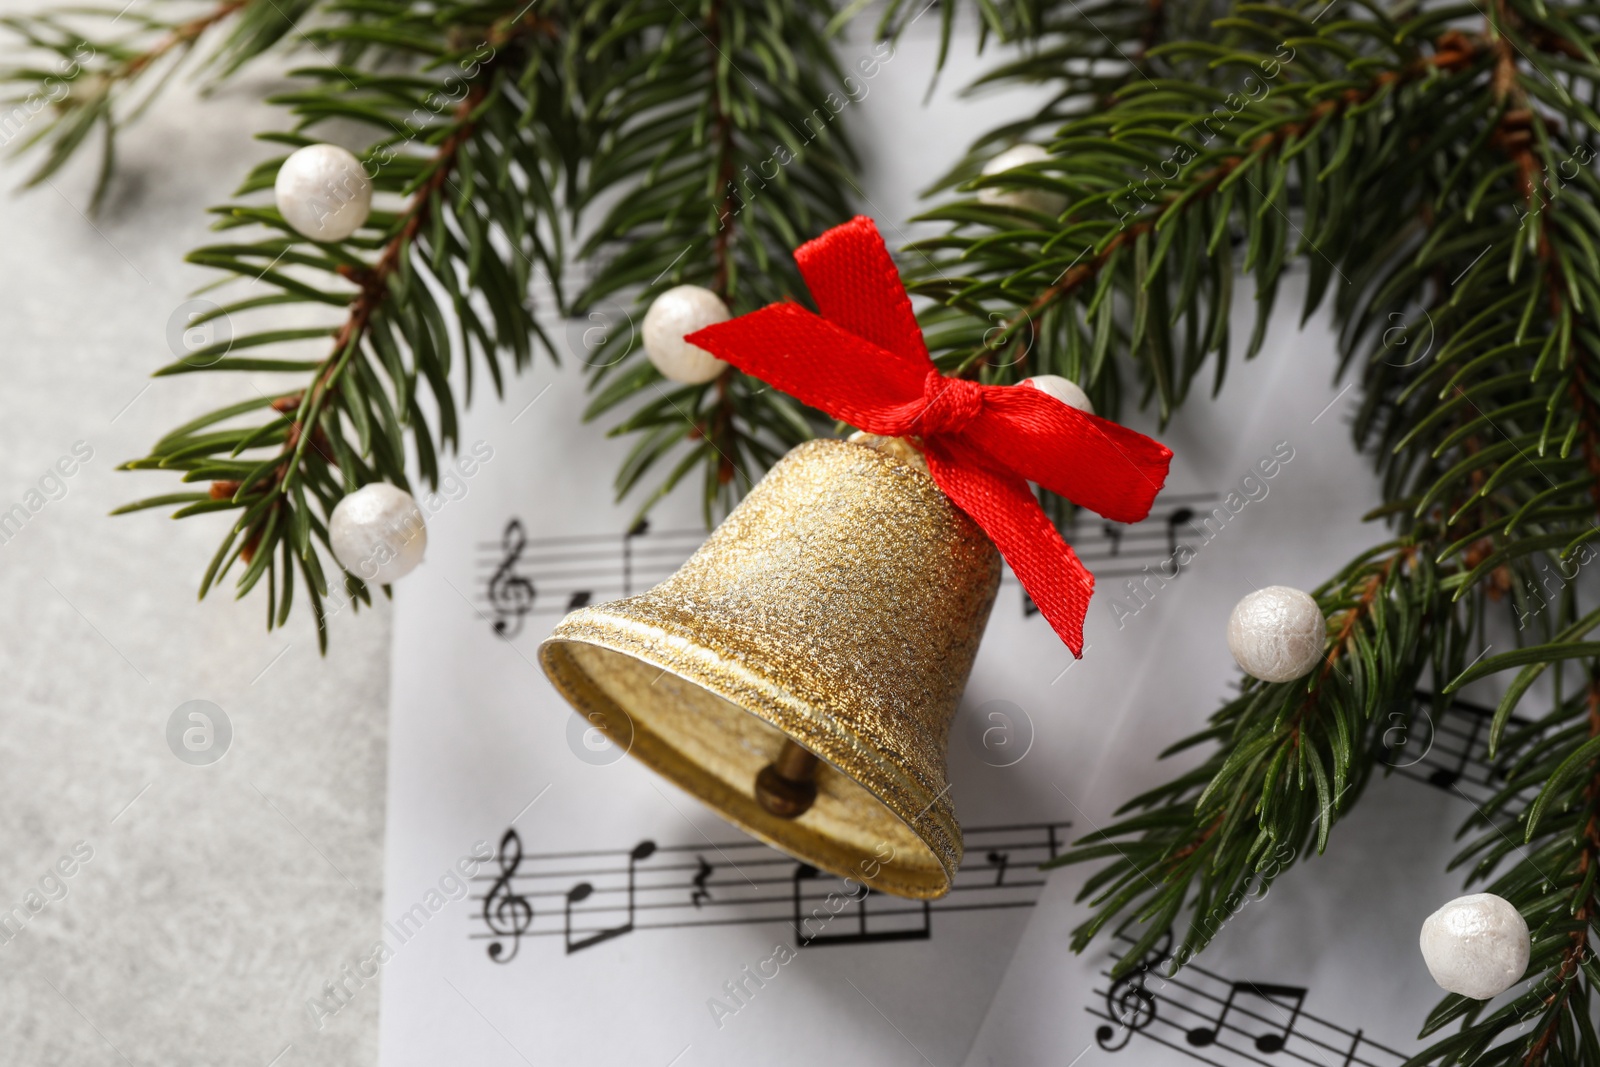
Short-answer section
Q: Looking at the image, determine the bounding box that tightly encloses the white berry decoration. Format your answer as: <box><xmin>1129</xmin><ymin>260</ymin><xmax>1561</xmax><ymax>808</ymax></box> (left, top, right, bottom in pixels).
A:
<box><xmin>1227</xmin><ymin>586</ymin><xmax>1326</xmax><ymax>682</ymax></box>
<box><xmin>642</xmin><ymin>285</ymin><xmax>731</xmax><ymax>384</ymax></box>
<box><xmin>1420</xmin><ymin>893</ymin><xmax>1530</xmax><ymax>999</ymax></box>
<box><xmin>329</xmin><ymin>483</ymin><xmax>427</xmax><ymax>585</ymax></box>
<box><xmin>1023</xmin><ymin>374</ymin><xmax>1094</xmax><ymax>416</ymax></box>
<box><xmin>275</xmin><ymin>144</ymin><xmax>373</xmax><ymax>242</ymax></box>
<box><xmin>977</xmin><ymin>144</ymin><xmax>1065</xmax><ymax>217</ymax></box>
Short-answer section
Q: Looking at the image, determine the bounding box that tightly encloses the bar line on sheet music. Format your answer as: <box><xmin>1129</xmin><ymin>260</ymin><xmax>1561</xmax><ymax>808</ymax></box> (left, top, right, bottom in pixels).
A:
<box><xmin>468</xmin><ymin>823</ymin><xmax>1066</xmax><ymax>952</ymax></box>
<box><xmin>648</xmin><ymin>781</ymin><xmax>764</xmax><ymax>892</ymax></box>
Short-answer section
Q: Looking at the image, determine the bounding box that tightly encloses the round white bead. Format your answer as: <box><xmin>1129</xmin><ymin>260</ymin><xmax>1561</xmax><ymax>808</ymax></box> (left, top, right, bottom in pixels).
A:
<box><xmin>642</xmin><ymin>285</ymin><xmax>731</xmax><ymax>384</ymax></box>
<box><xmin>1226</xmin><ymin>586</ymin><xmax>1326</xmax><ymax>682</ymax></box>
<box><xmin>329</xmin><ymin>483</ymin><xmax>427</xmax><ymax>585</ymax></box>
<box><xmin>977</xmin><ymin>144</ymin><xmax>1066</xmax><ymax>217</ymax></box>
<box><xmin>1420</xmin><ymin>893</ymin><xmax>1530</xmax><ymax>999</ymax></box>
<box><xmin>1023</xmin><ymin>374</ymin><xmax>1094</xmax><ymax>416</ymax></box>
<box><xmin>275</xmin><ymin>144</ymin><xmax>373</xmax><ymax>242</ymax></box>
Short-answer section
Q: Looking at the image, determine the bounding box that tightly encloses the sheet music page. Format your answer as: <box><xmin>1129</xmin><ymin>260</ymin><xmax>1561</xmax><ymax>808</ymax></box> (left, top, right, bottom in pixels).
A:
<box><xmin>371</xmin><ymin>337</ymin><xmax>1129</xmax><ymax>1065</ymax></box>
<box><xmin>369</xmin><ymin>25</ymin><xmax>1471</xmax><ymax>1066</ymax></box>
<box><xmin>961</xmin><ymin>283</ymin><xmax>1494</xmax><ymax>1066</ymax></box>
<box><xmin>369</xmin><ymin>27</ymin><xmax>1122</xmax><ymax>1066</ymax></box>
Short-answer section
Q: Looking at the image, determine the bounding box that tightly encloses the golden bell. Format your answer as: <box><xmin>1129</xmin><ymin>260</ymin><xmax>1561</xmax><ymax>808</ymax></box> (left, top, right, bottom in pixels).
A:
<box><xmin>538</xmin><ymin>437</ymin><xmax>1000</xmax><ymax>899</ymax></box>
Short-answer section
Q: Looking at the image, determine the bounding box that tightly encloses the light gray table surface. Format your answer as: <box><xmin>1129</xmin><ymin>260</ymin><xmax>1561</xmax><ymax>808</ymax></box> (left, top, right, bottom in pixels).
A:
<box><xmin>0</xmin><ymin>38</ymin><xmax>388</xmax><ymax>1067</ymax></box>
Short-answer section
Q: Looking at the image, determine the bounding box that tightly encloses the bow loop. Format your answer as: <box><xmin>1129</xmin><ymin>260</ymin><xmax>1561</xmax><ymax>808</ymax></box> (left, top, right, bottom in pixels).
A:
<box><xmin>683</xmin><ymin>216</ymin><xmax>1175</xmax><ymax>656</ymax></box>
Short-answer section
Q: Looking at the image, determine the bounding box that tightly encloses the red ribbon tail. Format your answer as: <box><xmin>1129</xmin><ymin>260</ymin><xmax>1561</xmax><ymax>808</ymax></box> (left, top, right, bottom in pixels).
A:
<box><xmin>924</xmin><ymin>443</ymin><xmax>1093</xmax><ymax>656</ymax></box>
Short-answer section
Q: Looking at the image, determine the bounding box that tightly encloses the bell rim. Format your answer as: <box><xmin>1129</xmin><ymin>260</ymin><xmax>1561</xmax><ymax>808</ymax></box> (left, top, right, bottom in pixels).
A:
<box><xmin>538</xmin><ymin>609</ymin><xmax>963</xmax><ymax>900</ymax></box>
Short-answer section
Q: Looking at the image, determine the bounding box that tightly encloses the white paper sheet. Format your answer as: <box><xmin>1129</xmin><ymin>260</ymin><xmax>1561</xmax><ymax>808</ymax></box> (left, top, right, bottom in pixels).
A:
<box><xmin>371</xmin><ymin>325</ymin><xmax>1234</xmax><ymax>1065</ymax></box>
<box><xmin>960</xmin><ymin>279</ymin><xmax>1507</xmax><ymax>1067</ymax></box>
<box><xmin>369</xmin><ymin>22</ymin><xmax>1496</xmax><ymax>1064</ymax></box>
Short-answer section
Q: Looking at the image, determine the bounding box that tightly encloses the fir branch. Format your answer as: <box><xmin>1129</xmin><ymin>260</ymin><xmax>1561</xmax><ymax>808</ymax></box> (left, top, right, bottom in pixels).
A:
<box><xmin>117</xmin><ymin>1</ymin><xmax>568</xmax><ymax>647</ymax></box>
<box><xmin>0</xmin><ymin>0</ymin><xmax>314</xmax><ymax>210</ymax></box>
<box><xmin>1020</xmin><ymin>1</ymin><xmax>1600</xmax><ymax>1060</ymax></box>
<box><xmin>573</xmin><ymin>0</ymin><xmax>862</xmax><ymax>522</ymax></box>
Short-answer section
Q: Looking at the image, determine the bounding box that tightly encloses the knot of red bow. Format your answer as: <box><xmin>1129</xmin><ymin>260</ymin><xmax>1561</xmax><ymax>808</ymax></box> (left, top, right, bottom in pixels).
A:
<box><xmin>686</xmin><ymin>216</ymin><xmax>1173</xmax><ymax>656</ymax></box>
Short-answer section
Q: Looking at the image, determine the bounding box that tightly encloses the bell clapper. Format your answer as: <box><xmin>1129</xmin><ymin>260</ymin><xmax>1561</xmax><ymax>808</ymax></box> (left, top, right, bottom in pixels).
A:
<box><xmin>755</xmin><ymin>740</ymin><xmax>819</xmax><ymax>818</ymax></box>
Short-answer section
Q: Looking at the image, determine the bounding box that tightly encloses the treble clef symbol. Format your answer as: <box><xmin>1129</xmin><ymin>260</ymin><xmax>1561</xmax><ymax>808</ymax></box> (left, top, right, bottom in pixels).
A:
<box><xmin>1095</xmin><ymin>931</ymin><xmax>1170</xmax><ymax>1051</ymax></box>
<box><xmin>484</xmin><ymin>828</ymin><xmax>534</xmax><ymax>963</ymax></box>
<box><xmin>488</xmin><ymin>519</ymin><xmax>536</xmax><ymax>638</ymax></box>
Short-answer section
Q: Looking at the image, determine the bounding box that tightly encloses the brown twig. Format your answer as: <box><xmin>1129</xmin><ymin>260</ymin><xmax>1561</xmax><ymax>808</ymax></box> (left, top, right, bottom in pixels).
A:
<box><xmin>226</xmin><ymin>9</ymin><xmax>556</xmax><ymax>563</ymax></box>
<box><xmin>119</xmin><ymin>0</ymin><xmax>249</xmax><ymax>79</ymax></box>
<box><xmin>978</xmin><ymin>34</ymin><xmax>1485</xmax><ymax>370</ymax></box>
<box><xmin>1522</xmin><ymin>679</ymin><xmax>1600</xmax><ymax>1066</ymax></box>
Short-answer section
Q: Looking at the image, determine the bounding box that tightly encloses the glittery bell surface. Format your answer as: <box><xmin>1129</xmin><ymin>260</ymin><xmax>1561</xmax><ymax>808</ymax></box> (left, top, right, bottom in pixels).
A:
<box><xmin>538</xmin><ymin>438</ymin><xmax>1001</xmax><ymax>899</ymax></box>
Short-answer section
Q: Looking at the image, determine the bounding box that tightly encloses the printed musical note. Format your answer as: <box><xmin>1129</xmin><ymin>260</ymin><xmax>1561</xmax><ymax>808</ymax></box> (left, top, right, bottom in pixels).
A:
<box><xmin>691</xmin><ymin>856</ymin><xmax>713</xmax><ymax>908</ymax></box>
<box><xmin>482</xmin><ymin>829</ymin><xmax>534</xmax><ymax>963</ymax></box>
<box><xmin>1102</xmin><ymin>522</ymin><xmax>1125</xmax><ymax>557</ymax></box>
<box><xmin>1389</xmin><ymin>692</ymin><xmax>1532</xmax><ymax>811</ymax></box>
<box><xmin>1166</xmin><ymin>506</ymin><xmax>1196</xmax><ymax>566</ymax></box>
<box><xmin>563</xmin><ymin>840</ymin><xmax>657</xmax><ymax>954</ymax></box>
<box><xmin>792</xmin><ymin>863</ymin><xmax>929</xmax><ymax>947</ymax></box>
<box><xmin>1090</xmin><ymin>931</ymin><xmax>1409</xmax><ymax>1064</ymax></box>
<box><xmin>486</xmin><ymin>520</ymin><xmax>536</xmax><ymax>638</ymax></box>
<box><xmin>472</xmin><ymin>519</ymin><xmax>706</xmax><ymax>637</ymax></box>
<box><xmin>470</xmin><ymin>821</ymin><xmax>1067</xmax><ymax>958</ymax></box>
<box><xmin>1428</xmin><ymin>710</ymin><xmax>1483</xmax><ymax>789</ymax></box>
<box><xmin>1095</xmin><ymin>933</ymin><xmax>1169</xmax><ymax>1051</ymax></box>
<box><xmin>479</xmin><ymin>499</ymin><xmax>1224</xmax><ymax>635</ymax></box>
<box><xmin>987</xmin><ymin>850</ymin><xmax>1010</xmax><ymax>886</ymax></box>
<box><xmin>1185</xmin><ymin>980</ymin><xmax>1307</xmax><ymax>1053</ymax></box>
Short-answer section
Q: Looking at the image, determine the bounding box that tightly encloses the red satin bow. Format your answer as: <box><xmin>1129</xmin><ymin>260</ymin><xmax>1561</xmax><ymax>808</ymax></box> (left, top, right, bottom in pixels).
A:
<box><xmin>686</xmin><ymin>216</ymin><xmax>1172</xmax><ymax>655</ymax></box>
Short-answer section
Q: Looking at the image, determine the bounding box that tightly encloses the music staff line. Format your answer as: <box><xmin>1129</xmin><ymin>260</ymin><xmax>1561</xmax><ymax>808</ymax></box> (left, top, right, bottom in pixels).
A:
<box><xmin>475</xmin><ymin>821</ymin><xmax>1067</xmax><ymax>959</ymax></box>
<box><xmin>470</xmin><ymin>900</ymin><xmax>1044</xmax><ymax>941</ymax></box>
<box><xmin>479</xmin><ymin>492</ymin><xmax>1221</xmax><ymax>636</ymax></box>
<box><xmin>468</xmin><ymin>874</ymin><xmax>1051</xmax><ymax>916</ymax></box>
<box><xmin>468</xmin><ymin>832</ymin><xmax>1063</xmax><ymax>889</ymax></box>
<box><xmin>1384</xmin><ymin>692</ymin><xmax>1533</xmax><ymax>808</ymax></box>
<box><xmin>471</xmin><ymin>822</ymin><xmax>1065</xmax><ymax>864</ymax></box>
<box><xmin>1092</xmin><ymin>932</ymin><xmax>1407</xmax><ymax>1067</ymax></box>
